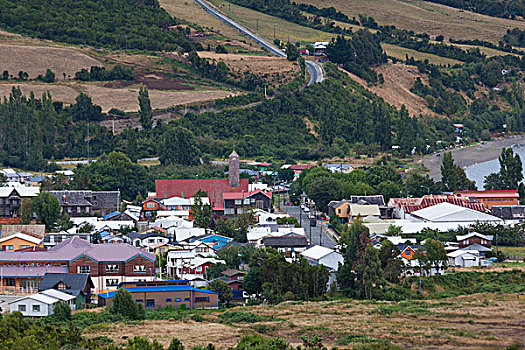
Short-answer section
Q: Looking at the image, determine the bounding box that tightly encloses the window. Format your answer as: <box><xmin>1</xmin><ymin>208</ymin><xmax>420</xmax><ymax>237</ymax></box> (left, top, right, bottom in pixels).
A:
<box><xmin>56</xmin><ymin>282</ymin><xmax>66</xmax><ymax>289</ymax></box>
<box><xmin>195</xmin><ymin>297</ymin><xmax>210</xmax><ymax>303</ymax></box>
<box><xmin>136</xmin><ymin>299</ymin><xmax>143</xmax><ymax>303</ymax></box>
<box><xmin>32</xmin><ymin>305</ymin><xmax>40</xmax><ymax>312</ymax></box>
<box><xmin>255</xmin><ymin>200</ymin><xmax>264</xmax><ymax>209</ymax></box>
<box><xmin>1</xmin><ymin>245</ymin><xmax>13</xmax><ymax>251</ymax></box>
<box><xmin>184</xmin><ymin>298</ymin><xmax>190</xmax><ymax>301</ymax></box>
<box><xmin>18</xmin><ymin>305</ymin><xmax>26</xmax><ymax>312</ymax></box>
<box><xmin>134</xmin><ymin>265</ymin><xmax>146</xmax><ymax>273</ymax></box>
<box><xmin>77</xmin><ymin>266</ymin><xmax>90</xmax><ymax>274</ymax></box>
<box><xmin>166</xmin><ymin>298</ymin><xmax>172</xmax><ymax>302</ymax></box>
<box><xmin>224</xmin><ymin>208</ymin><xmax>235</xmax><ymax>215</ymax></box>
<box><xmin>6</xmin><ymin>278</ymin><xmax>15</xmax><ymax>287</ymax></box>
<box><xmin>175</xmin><ymin>298</ymin><xmax>181</xmax><ymax>302</ymax></box>
<box><xmin>106</xmin><ymin>279</ymin><xmax>119</xmax><ymax>287</ymax></box>
<box><xmin>146</xmin><ymin>299</ymin><xmax>155</xmax><ymax>308</ymax></box>
<box><xmin>147</xmin><ymin>202</ymin><xmax>155</xmax><ymax>208</ymax></box>
<box><xmin>20</xmin><ymin>245</ymin><xmax>30</xmax><ymax>249</ymax></box>
<box><xmin>105</xmin><ymin>264</ymin><xmax>119</xmax><ymax>273</ymax></box>
<box><xmin>196</xmin><ymin>266</ymin><xmax>202</xmax><ymax>272</ymax></box>
<box><xmin>235</xmin><ymin>199</ymin><xmax>242</xmax><ymax>205</ymax></box>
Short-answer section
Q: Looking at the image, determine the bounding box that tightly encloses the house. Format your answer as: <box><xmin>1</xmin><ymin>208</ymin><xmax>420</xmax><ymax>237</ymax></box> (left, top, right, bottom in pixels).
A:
<box><xmin>98</xmin><ymin>284</ymin><xmax>219</xmax><ymax>309</ymax></box>
<box><xmin>0</xmin><ymin>265</ymin><xmax>69</xmax><ymax>294</ymax></box>
<box><xmin>167</xmin><ymin>241</ymin><xmax>218</xmax><ymax>278</ymax></box>
<box><xmin>9</xmin><ymin>292</ymin><xmax>67</xmax><ymax>317</ymax></box>
<box><xmin>447</xmin><ymin>250</ymin><xmax>480</xmax><ymax>268</ymax></box>
<box><xmin>0</xmin><ymin>232</ymin><xmax>42</xmax><ymax>252</ymax></box>
<box><xmin>454</xmin><ymin>190</ymin><xmax>519</xmax><ymax>209</ymax></box>
<box><xmin>323</xmin><ymin>163</ymin><xmax>354</xmax><ymax>174</ymax></box>
<box><xmin>327</xmin><ymin>200</ymin><xmax>351</xmax><ymax>220</ymax></box>
<box><xmin>262</xmin><ymin>234</ymin><xmax>308</xmax><ymax>253</ymax></box>
<box><xmin>409</xmin><ymin>203</ymin><xmax>502</xmax><ymax>223</ymax></box>
<box><xmin>161</xmin><ymin>196</ymin><xmax>210</xmax><ymax>212</ymax></box>
<box><xmin>124</xmin><ymin>231</ymin><xmax>170</xmax><ymax>250</ymax></box>
<box><xmin>247</xmin><ymin>225</ymin><xmax>306</xmax><ymax>244</ymax></box>
<box><xmin>103</xmin><ymin>210</ymin><xmax>139</xmax><ymax>222</ymax></box>
<box><xmin>490</xmin><ymin>205</ymin><xmax>525</xmax><ymax>221</ymax></box>
<box><xmin>459</xmin><ymin>243</ymin><xmax>492</xmax><ymax>256</ymax></box>
<box><xmin>43</xmin><ymin>231</ymin><xmax>91</xmax><ymax>248</ymax></box>
<box><xmin>0</xmin><ymin>187</ymin><xmax>39</xmax><ymax>222</ymax></box>
<box><xmin>389</xmin><ymin>195</ymin><xmax>486</xmax><ymax>219</ymax></box>
<box><xmin>287</xmin><ymin>164</ymin><xmax>314</xmax><ymax>179</ymax></box>
<box><xmin>223</xmin><ymin>189</ymin><xmax>272</xmax><ymax>216</ymax></box>
<box><xmin>300</xmin><ymin>245</ymin><xmax>343</xmax><ymax>271</ymax></box>
<box><xmin>456</xmin><ymin>232</ymin><xmax>492</xmax><ymax>248</ymax></box>
<box><xmin>397</xmin><ymin>243</ymin><xmax>444</xmax><ymax>276</ymax></box>
<box><xmin>189</xmin><ymin>234</ymin><xmax>233</xmax><ymax>250</ymax></box>
<box><xmin>0</xmin><ymin>237</ymin><xmax>155</xmax><ymax>293</ymax></box>
<box><xmin>348</xmin><ymin>204</ymin><xmax>381</xmax><ymax>221</ymax></box>
<box><xmin>220</xmin><ymin>269</ymin><xmax>247</xmax><ymax>299</ymax></box>
<box><xmin>1</xmin><ymin>168</ymin><xmax>19</xmax><ymax>182</ymax></box>
<box><xmin>49</xmin><ymin>190</ymin><xmax>121</xmax><ymax>217</ymax></box>
<box><xmin>39</xmin><ymin>272</ymin><xmax>94</xmax><ymax>308</ymax></box>
<box><xmin>141</xmin><ymin>198</ymin><xmax>164</xmax><ymax>219</ymax></box>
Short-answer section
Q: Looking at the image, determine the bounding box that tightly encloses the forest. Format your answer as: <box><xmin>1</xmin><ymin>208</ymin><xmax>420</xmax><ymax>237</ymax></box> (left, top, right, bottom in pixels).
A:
<box><xmin>0</xmin><ymin>0</ymin><xmax>200</xmax><ymax>51</ymax></box>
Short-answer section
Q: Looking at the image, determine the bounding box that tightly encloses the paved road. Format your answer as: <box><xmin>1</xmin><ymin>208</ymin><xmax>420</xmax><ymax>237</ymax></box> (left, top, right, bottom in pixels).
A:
<box><xmin>283</xmin><ymin>205</ymin><xmax>336</xmax><ymax>248</ymax></box>
<box><xmin>194</xmin><ymin>0</ymin><xmax>323</xmax><ymax>86</ymax></box>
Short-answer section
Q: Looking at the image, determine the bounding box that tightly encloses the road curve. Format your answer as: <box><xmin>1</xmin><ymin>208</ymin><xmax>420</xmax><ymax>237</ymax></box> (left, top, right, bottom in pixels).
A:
<box><xmin>193</xmin><ymin>0</ymin><xmax>323</xmax><ymax>86</ymax></box>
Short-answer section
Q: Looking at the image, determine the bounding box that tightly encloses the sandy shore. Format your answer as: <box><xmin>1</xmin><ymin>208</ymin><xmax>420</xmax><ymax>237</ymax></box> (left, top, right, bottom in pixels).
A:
<box><xmin>422</xmin><ymin>135</ymin><xmax>525</xmax><ymax>180</ymax></box>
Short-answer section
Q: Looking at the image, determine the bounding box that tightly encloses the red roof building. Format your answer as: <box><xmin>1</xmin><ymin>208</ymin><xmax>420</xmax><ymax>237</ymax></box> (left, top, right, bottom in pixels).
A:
<box><xmin>155</xmin><ymin>179</ymin><xmax>249</xmax><ymax>211</ymax></box>
<box><xmin>454</xmin><ymin>190</ymin><xmax>519</xmax><ymax>209</ymax></box>
<box><xmin>389</xmin><ymin>194</ymin><xmax>486</xmax><ymax>219</ymax></box>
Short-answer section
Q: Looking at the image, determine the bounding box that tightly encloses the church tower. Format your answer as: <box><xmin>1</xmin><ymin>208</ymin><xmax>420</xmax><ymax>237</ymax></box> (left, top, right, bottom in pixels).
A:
<box><xmin>229</xmin><ymin>150</ymin><xmax>240</xmax><ymax>187</ymax></box>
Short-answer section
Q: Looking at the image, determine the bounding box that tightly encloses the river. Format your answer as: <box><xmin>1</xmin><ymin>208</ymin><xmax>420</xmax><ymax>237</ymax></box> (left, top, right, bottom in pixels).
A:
<box><xmin>465</xmin><ymin>144</ymin><xmax>525</xmax><ymax>189</ymax></box>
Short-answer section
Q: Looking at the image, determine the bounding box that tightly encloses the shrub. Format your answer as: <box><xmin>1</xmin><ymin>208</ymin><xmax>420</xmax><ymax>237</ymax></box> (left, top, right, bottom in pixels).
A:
<box><xmin>53</xmin><ymin>300</ymin><xmax>72</xmax><ymax>321</ymax></box>
<box><xmin>112</xmin><ymin>289</ymin><xmax>145</xmax><ymax>320</ymax></box>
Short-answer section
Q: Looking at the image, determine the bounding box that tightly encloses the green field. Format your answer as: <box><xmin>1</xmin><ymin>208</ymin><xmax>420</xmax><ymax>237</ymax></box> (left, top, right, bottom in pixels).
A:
<box><xmin>498</xmin><ymin>246</ymin><xmax>525</xmax><ymax>258</ymax></box>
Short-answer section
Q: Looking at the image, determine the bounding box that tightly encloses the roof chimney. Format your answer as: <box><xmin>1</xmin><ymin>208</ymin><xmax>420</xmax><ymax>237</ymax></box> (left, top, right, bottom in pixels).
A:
<box><xmin>229</xmin><ymin>150</ymin><xmax>240</xmax><ymax>187</ymax></box>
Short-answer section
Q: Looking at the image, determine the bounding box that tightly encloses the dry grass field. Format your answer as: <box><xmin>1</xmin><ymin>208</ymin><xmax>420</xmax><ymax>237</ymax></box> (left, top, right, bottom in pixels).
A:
<box><xmin>382</xmin><ymin>43</ymin><xmax>462</xmax><ymax>66</ymax></box>
<box><xmin>0</xmin><ymin>83</ymin><xmax>79</xmax><ymax>103</ymax></box>
<box><xmin>85</xmin><ymin>292</ymin><xmax>525</xmax><ymax>349</ymax></box>
<box><xmin>0</xmin><ymin>44</ymin><xmax>102</xmax><ymax>79</ymax></box>
<box><xmin>293</xmin><ymin>0</ymin><xmax>525</xmax><ymax>44</ymax></box>
<box><xmin>207</xmin><ymin>0</ymin><xmax>334</xmax><ymax>43</ymax></box>
<box><xmin>82</xmin><ymin>85</ymin><xmax>238</xmax><ymax>112</ymax></box>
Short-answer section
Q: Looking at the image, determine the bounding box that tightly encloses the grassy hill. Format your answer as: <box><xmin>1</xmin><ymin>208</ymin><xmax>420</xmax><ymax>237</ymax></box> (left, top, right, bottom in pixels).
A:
<box><xmin>293</xmin><ymin>0</ymin><xmax>525</xmax><ymax>44</ymax></box>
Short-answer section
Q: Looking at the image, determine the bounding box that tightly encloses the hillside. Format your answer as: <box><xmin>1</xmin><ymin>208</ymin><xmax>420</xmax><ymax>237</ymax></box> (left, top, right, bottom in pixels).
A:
<box><xmin>293</xmin><ymin>0</ymin><xmax>525</xmax><ymax>44</ymax></box>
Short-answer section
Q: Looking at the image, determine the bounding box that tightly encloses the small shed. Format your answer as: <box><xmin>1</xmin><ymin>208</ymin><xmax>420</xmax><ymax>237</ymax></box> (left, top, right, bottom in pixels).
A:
<box><xmin>9</xmin><ymin>293</ymin><xmax>58</xmax><ymax>317</ymax></box>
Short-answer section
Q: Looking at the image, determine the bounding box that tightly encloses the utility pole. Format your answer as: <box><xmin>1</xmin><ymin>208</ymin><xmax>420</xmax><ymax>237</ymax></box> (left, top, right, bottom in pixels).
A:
<box><xmin>256</xmin><ymin>18</ymin><xmax>259</xmax><ymax>30</ymax></box>
<box><xmin>87</xmin><ymin>118</ymin><xmax>90</xmax><ymax>164</ymax></box>
<box><xmin>274</xmin><ymin>26</ymin><xmax>276</xmax><ymax>40</ymax></box>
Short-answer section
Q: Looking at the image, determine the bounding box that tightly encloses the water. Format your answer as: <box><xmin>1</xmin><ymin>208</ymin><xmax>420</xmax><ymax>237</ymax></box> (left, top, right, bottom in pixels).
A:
<box><xmin>464</xmin><ymin>144</ymin><xmax>525</xmax><ymax>189</ymax></box>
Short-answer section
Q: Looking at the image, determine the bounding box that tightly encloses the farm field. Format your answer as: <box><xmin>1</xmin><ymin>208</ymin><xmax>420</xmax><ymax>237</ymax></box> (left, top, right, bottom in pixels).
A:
<box><xmin>0</xmin><ymin>82</ymin><xmax>238</xmax><ymax>112</ymax></box>
<box><xmin>84</xmin><ymin>292</ymin><xmax>525</xmax><ymax>349</ymax></box>
<box><xmin>382</xmin><ymin>43</ymin><xmax>462</xmax><ymax>66</ymax></box>
<box><xmin>293</xmin><ymin>0</ymin><xmax>525</xmax><ymax>44</ymax></box>
<box><xmin>0</xmin><ymin>44</ymin><xmax>102</xmax><ymax>79</ymax></box>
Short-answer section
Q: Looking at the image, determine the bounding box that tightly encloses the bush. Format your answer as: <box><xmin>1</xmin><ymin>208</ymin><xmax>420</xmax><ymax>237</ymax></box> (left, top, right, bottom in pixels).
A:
<box><xmin>53</xmin><ymin>300</ymin><xmax>72</xmax><ymax>321</ymax></box>
<box><xmin>112</xmin><ymin>289</ymin><xmax>145</xmax><ymax>320</ymax></box>
<box><xmin>218</xmin><ymin>311</ymin><xmax>281</xmax><ymax>324</ymax></box>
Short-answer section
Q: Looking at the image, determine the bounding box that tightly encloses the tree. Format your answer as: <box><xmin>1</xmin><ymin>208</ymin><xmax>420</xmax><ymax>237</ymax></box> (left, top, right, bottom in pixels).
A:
<box><xmin>168</xmin><ymin>338</ymin><xmax>185</xmax><ymax>350</ymax></box>
<box><xmin>0</xmin><ymin>173</ymin><xmax>6</xmax><ymax>186</ymax></box>
<box><xmin>33</xmin><ymin>192</ymin><xmax>61</xmax><ymax>230</ymax></box>
<box><xmin>192</xmin><ymin>193</ymin><xmax>212</xmax><ymax>229</ymax></box>
<box><xmin>57</xmin><ymin>213</ymin><xmax>73</xmax><ymax>231</ymax></box>
<box><xmin>70</xmin><ymin>92</ymin><xmax>102</xmax><ymax>121</ymax></box>
<box><xmin>43</xmin><ymin>68</ymin><xmax>55</xmax><ymax>83</ymax></box>
<box><xmin>303</xmin><ymin>175</ymin><xmax>342</xmax><ymax>212</ymax></box>
<box><xmin>484</xmin><ymin>147</ymin><xmax>523</xmax><ymax>190</ymax></box>
<box><xmin>357</xmin><ymin>244</ymin><xmax>383</xmax><ymax>299</ymax></box>
<box><xmin>286</xmin><ymin>42</ymin><xmax>300</xmax><ymax>61</ymax></box>
<box><xmin>376</xmin><ymin>180</ymin><xmax>405</xmax><ymax>201</ymax></box>
<box><xmin>159</xmin><ymin>126</ymin><xmax>200</xmax><ymax>166</ymax></box>
<box><xmin>337</xmin><ymin>220</ymin><xmax>369</xmax><ymax>296</ymax></box>
<box><xmin>423</xmin><ymin>238</ymin><xmax>447</xmax><ymax>275</ymax></box>
<box><xmin>378</xmin><ymin>240</ymin><xmax>403</xmax><ymax>283</ymax></box>
<box><xmin>208</xmin><ymin>279</ymin><xmax>233</xmax><ymax>307</ymax></box>
<box><xmin>406</xmin><ymin>173</ymin><xmax>439</xmax><ymax>197</ymax></box>
<box><xmin>20</xmin><ymin>198</ymin><xmax>33</xmax><ymax>224</ymax></box>
<box><xmin>53</xmin><ymin>300</ymin><xmax>72</xmax><ymax>321</ymax></box>
<box><xmin>113</xmin><ymin>288</ymin><xmax>145</xmax><ymax>320</ymax></box>
<box><xmin>441</xmin><ymin>152</ymin><xmax>476</xmax><ymax>191</ymax></box>
<box><xmin>138</xmin><ymin>85</ymin><xmax>153</xmax><ymax>129</ymax></box>
<box><xmin>217</xmin><ymin>245</ymin><xmax>242</xmax><ymax>268</ymax></box>
<box><xmin>384</xmin><ymin>225</ymin><xmax>402</xmax><ymax>236</ymax></box>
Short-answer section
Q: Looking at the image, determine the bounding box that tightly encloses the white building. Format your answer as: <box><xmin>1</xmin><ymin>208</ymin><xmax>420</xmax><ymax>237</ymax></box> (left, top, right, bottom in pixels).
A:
<box><xmin>301</xmin><ymin>245</ymin><xmax>343</xmax><ymax>271</ymax></box>
<box><xmin>410</xmin><ymin>203</ymin><xmax>503</xmax><ymax>223</ymax></box>
<box><xmin>447</xmin><ymin>250</ymin><xmax>480</xmax><ymax>268</ymax></box>
<box><xmin>9</xmin><ymin>289</ymin><xmax>75</xmax><ymax>317</ymax></box>
<box><xmin>167</xmin><ymin>241</ymin><xmax>217</xmax><ymax>277</ymax></box>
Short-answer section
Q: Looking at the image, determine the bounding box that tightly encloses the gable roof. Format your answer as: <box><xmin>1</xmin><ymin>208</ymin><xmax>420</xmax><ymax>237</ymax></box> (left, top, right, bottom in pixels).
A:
<box><xmin>349</xmin><ymin>204</ymin><xmax>380</xmax><ymax>217</ymax></box>
<box><xmin>301</xmin><ymin>245</ymin><xmax>335</xmax><ymax>260</ymax></box>
<box><xmin>455</xmin><ymin>190</ymin><xmax>519</xmax><ymax>199</ymax></box>
<box><xmin>0</xmin><ymin>232</ymin><xmax>42</xmax><ymax>245</ymax></box>
<box><xmin>410</xmin><ymin>203</ymin><xmax>502</xmax><ymax>222</ymax></box>
<box><xmin>389</xmin><ymin>194</ymin><xmax>485</xmax><ymax>214</ymax></box>
<box><xmin>456</xmin><ymin>232</ymin><xmax>493</xmax><ymax>242</ymax></box>
<box><xmin>447</xmin><ymin>250</ymin><xmax>479</xmax><ymax>258</ymax></box>
<box><xmin>40</xmin><ymin>272</ymin><xmax>94</xmax><ymax>296</ymax></box>
<box><xmin>460</xmin><ymin>243</ymin><xmax>492</xmax><ymax>252</ymax></box>
<box><xmin>223</xmin><ymin>189</ymin><xmax>272</xmax><ymax>200</ymax></box>
<box><xmin>98</xmin><ymin>285</ymin><xmax>218</xmax><ymax>299</ymax></box>
<box><xmin>40</xmin><ymin>289</ymin><xmax>76</xmax><ymax>301</ymax></box>
<box><xmin>221</xmin><ymin>269</ymin><xmax>246</xmax><ymax>277</ymax></box>
<box><xmin>262</xmin><ymin>235</ymin><xmax>308</xmax><ymax>248</ymax></box>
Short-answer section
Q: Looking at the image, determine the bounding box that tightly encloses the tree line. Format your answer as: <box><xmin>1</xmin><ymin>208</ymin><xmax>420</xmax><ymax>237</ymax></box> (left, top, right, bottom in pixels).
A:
<box><xmin>422</xmin><ymin>0</ymin><xmax>525</xmax><ymax>20</ymax></box>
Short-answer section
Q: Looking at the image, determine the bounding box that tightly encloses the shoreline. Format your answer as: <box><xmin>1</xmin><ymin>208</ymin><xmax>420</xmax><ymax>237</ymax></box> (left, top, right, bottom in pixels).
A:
<box><xmin>422</xmin><ymin>135</ymin><xmax>525</xmax><ymax>181</ymax></box>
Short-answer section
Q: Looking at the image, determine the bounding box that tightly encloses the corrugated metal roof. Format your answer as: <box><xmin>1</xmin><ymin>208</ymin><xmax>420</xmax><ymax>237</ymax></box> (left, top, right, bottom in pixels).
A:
<box><xmin>98</xmin><ymin>285</ymin><xmax>218</xmax><ymax>299</ymax></box>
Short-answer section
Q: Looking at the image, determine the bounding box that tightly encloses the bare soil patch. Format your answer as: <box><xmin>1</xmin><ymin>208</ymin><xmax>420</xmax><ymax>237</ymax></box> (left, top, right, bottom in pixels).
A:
<box><xmin>0</xmin><ymin>44</ymin><xmax>102</xmax><ymax>80</ymax></box>
<box><xmin>104</xmin><ymin>73</ymin><xmax>195</xmax><ymax>90</ymax></box>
